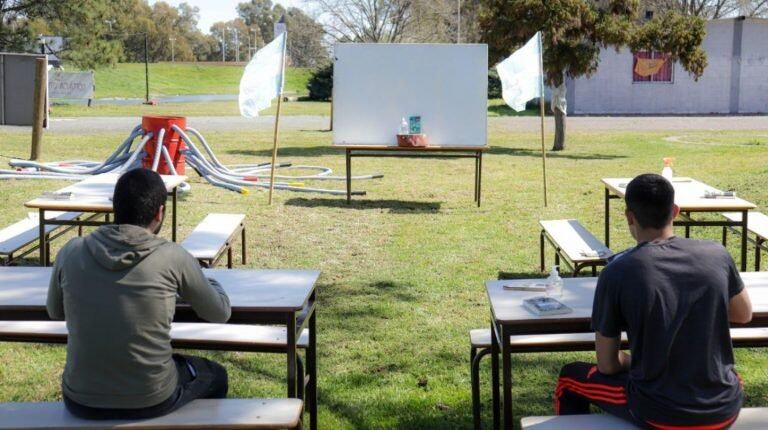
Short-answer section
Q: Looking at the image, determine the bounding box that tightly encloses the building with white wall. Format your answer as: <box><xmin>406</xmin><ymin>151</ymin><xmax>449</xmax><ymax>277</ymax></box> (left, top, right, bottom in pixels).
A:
<box><xmin>566</xmin><ymin>17</ymin><xmax>768</xmax><ymax>115</ymax></box>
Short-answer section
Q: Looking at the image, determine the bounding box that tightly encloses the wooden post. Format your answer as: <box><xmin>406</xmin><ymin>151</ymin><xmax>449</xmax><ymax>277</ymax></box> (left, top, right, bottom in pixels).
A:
<box><xmin>30</xmin><ymin>57</ymin><xmax>47</xmax><ymax>161</ymax></box>
<box><xmin>538</xmin><ymin>33</ymin><xmax>548</xmax><ymax>207</ymax></box>
<box><xmin>268</xmin><ymin>95</ymin><xmax>283</xmax><ymax>205</ymax></box>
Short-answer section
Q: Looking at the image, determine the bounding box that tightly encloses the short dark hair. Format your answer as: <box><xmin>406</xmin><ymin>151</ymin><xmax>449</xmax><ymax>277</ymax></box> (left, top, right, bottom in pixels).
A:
<box><xmin>625</xmin><ymin>173</ymin><xmax>675</xmax><ymax>229</ymax></box>
<box><xmin>113</xmin><ymin>169</ymin><xmax>167</xmax><ymax>227</ymax></box>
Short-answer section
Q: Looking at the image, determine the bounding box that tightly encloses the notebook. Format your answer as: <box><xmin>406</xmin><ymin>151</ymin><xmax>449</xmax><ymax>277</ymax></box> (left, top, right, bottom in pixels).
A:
<box><xmin>523</xmin><ymin>296</ymin><xmax>573</xmax><ymax>316</ymax></box>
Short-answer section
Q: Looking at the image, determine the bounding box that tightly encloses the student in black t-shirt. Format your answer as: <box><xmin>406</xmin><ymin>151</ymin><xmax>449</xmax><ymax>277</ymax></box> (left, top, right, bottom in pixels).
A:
<box><xmin>555</xmin><ymin>173</ymin><xmax>753</xmax><ymax>429</ymax></box>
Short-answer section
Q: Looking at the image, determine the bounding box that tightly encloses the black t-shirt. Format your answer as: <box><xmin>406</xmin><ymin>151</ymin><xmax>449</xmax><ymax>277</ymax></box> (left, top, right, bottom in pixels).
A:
<box><xmin>592</xmin><ymin>236</ymin><xmax>744</xmax><ymax>425</ymax></box>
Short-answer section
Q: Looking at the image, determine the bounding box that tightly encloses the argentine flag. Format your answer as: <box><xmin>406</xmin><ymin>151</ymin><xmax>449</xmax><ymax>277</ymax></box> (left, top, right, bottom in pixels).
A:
<box><xmin>496</xmin><ymin>32</ymin><xmax>543</xmax><ymax>112</ymax></box>
<box><xmin>239</xmin><ymin>32</ymin><xmax>287</xmax><ymax>117</ymax></box>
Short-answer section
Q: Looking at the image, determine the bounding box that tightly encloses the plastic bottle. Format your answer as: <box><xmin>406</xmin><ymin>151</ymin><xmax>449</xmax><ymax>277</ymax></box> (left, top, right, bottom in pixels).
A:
<box><xmin>399</xmin><ymin>117</ymin><xmax>409</xmax><ymax>135</ymax></box>
<box><xmin>546</xmin><ymin>266</ymin><xmax>563</xmax><ymax>298</ymax></box>
<box><xmin>661</xmin><ymin>157</ymin><xmax>674</xmax><ymax>180</ymax></box>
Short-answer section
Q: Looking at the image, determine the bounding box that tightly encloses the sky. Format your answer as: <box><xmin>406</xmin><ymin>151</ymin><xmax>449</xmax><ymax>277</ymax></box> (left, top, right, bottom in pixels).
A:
<box><xmin>148</xmin><ymin>0</ymin><xmax>307</xmax><ymax>34</ymax></box>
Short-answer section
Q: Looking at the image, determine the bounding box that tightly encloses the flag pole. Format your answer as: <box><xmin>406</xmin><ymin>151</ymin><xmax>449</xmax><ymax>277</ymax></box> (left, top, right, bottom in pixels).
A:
<box><xmin>268</xmin><ymin>34</ymin><xmax>287</xmax><ymax>206</ymax></box>
<box><xmin>538</xmin><ymin>32</ymin><xmax>548</xmax><ymax>207</ymax></box>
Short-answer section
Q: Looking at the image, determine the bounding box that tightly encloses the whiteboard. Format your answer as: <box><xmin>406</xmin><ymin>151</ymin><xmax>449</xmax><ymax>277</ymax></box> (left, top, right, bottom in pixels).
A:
<box><xmin>332</xmin><ymin>44</ymin><xmax>487</xmax><ymax>147</ymax></box>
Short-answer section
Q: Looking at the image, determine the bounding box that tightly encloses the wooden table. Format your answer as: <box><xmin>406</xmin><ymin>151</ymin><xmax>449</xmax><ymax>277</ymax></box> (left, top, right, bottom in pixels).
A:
<box><xmin>24</xmin><ymin>173</ymin><xmax>187</xmax><ymax>266</ymax></box>
<box><xmin>602</xmin><ymin>178</ymin><xmax>757</xmax><ymax>271</ymax></box>
<box><xmin>485</xmin><ymin>273</ymin><xmax>768</xmax><ymax>429</ymax></box>
<box><xmin>338</xmin><ymin>145</ymin><xmax>488</xmax><ymax>206</ymax></box>
<box><xmin>0</xmin><ymin>266</ymin><xmax>319</xmax><ymax>430</ymax></box>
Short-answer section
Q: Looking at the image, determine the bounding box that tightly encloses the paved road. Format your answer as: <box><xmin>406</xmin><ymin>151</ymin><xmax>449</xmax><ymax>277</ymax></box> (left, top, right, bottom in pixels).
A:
<box><xmin>1</xmin><ymin>115</ymin><xmax>766</xmax><ymax>135</ymax></box>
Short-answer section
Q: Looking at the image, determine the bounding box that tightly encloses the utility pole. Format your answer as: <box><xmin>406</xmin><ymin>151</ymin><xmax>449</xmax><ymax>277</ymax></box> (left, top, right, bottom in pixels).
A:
<box><xmin>222</xmin><ymin>28</ymin><xmax>227</xmax><ymax>62</ymax></box>
<box><xmin>233</xmin><ymin>28</ymin><xmax>239</xmax><ymax>62</ymax></box>
<box><xmin>169</xmin><ymin>37</ymin><xmax>175</xmax><ymax>62</ymax></box>
<box><xmin>457</xmin><ymin>0</ymin><xmax>462</xmax><ymax>43</ymax></box>
<box><xmin>144</xmin><ymin>33</ymin><xmax>150</xmax><ymax>103</ymax></box>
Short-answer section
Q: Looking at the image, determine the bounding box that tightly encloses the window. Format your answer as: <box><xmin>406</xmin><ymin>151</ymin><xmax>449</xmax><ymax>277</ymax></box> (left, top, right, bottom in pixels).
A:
<box><xmin>633</xmin><ymin>51</ymin><xmax>673</xmax><ymax>83</ymax></box>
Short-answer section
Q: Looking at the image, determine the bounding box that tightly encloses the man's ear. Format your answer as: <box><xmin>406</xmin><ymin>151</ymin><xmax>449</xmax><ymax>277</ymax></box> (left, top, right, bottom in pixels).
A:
<box><xmin>624</xmin><ymin>208</ymin><xmax>635</xmax><ymax>226</ymax></box>
<box><xmin>671</xmin><ymin>204</ymin><xmax>680</xmax><ymax>220</ymax></box>
<box><xmin>155</xmin><ymin>204</ymin><xmax>165</xmax><ymax>223</ymax></box>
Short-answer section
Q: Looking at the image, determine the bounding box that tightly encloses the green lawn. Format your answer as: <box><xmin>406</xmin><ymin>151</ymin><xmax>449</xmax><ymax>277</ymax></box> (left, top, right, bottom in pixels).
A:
<box><xmin>0</xmin><ymin>127</ymin><xmax>765</xmax><ymax>429</ymax></box>
<box><xmin>83</xmin><ymin>63</ymin><xmax>313</xmax><ymax>98</ymax></box>
<box><xmin>53</xmin><ymin>99</ymin><xmax>531</xmax><ymax>118</ymax></box>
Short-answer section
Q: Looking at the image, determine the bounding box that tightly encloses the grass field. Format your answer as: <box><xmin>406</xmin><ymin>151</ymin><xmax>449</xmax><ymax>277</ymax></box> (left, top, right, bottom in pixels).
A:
<box><xmin>82</xmin><ymin>63</ymin><xmax>313</xmax><ymax>98</ymax></box>
<box><xmin>0</xmin><ymin>126</ymin><xmax>765</xmax><ymax>429</ymax></box>
<box><xmin>53</xmin><ymin>99</ymin><xmax>534</xmax><ymax>118</ymax></box>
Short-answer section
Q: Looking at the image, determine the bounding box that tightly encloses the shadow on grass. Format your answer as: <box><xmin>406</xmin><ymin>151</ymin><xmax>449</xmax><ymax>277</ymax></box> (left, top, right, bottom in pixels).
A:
<box><xmin>489</xmin><ymin>146</ymin><xmax>626</xmax><ymax>161</ymax></box>
<box><xmin>226</xmin><ymin>145</ymin><xmax>342</xmax><ymax>157</ymax></box>
<box><xmin>497</xmin><ymin>270</ymin><xmax>547</xmax><ymax>280</ymax></box>
<box><xmin>285</xmin><ymin>198</ymin><xmax>441</xmax><ymax>214</ymax></box>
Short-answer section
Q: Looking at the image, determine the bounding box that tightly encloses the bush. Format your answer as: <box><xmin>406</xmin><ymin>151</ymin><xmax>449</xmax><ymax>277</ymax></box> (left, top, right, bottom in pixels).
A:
<box><xmin>488</xmin><ymin>69</ymin><xmax>502</xmax><ymax>99</ymax></box>
<box><xmin>306</xmin><ymin>63</ymin><xmax>333</xmax><ymax>101</ymax></box>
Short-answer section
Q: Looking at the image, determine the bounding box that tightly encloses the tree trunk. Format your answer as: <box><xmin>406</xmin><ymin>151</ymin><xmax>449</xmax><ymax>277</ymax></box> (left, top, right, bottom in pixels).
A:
<box><xmin>552</xmin><ymin>108</ymin><xmax>566</xmax><ymax>151</ymax></box>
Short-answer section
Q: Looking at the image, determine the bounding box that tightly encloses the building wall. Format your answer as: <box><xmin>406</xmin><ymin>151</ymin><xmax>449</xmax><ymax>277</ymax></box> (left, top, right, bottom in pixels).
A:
<box><xmin>568</xmin><ymin>18</ymin><xmax>767</xmax><ymax>115</ymax></box>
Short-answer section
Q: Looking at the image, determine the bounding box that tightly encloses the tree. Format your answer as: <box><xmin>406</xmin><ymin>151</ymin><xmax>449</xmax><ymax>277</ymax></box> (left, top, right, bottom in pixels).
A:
<box><xmin>1</xmin><ymin>0</ymin><xmax>121</xmax><ymax>69</ymax></box>
<box><xmin>306</xmin><ymin>0</ymin><xmax>414</xmax><ymax>42</ymax></box>
<box><xmin>479</xmin><ymin>0</ymin><xmax>707</xmax><ymax>151</ymax></box>
<box><xmin>284</xmin><ymin>7</ymin><xmax>328</xmax><ymax>67</ymax></box>
<box><xmin>641</xmin><ymin>0</ymin><xmax>739</xmax><ymax>18</ymax></box>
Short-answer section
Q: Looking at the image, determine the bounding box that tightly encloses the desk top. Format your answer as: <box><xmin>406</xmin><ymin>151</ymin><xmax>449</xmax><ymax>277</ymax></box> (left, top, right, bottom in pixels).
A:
<box><xmin>486</xmin><ymin>272</ymin><xmax>768</xmax><ymax>327</ymax></box>
<box><xmin>0</xmin><ymin>267</ymin><xmax>320</xmax><ymax>313</ymax></box>
<box><xmin>602</xmin><ymin>177</ymin><xmax>756</xmax><ymax>211</ymax></box>
<box><xmin>24</xmin><ymin>173</ymin><xmax>187</xmax><ymax>212</ymax></box>
<box><xmin>338</xmin><ymin>145</ymin><xmax>488</xmax><ymax>152</ymax></box>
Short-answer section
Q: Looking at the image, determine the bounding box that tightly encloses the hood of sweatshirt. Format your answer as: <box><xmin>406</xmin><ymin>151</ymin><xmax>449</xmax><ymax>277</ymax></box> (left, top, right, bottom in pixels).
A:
<box><xmin>85</xmin><ymin>224</ymin><xmax>167</xmax><ymax>271</ymax></box>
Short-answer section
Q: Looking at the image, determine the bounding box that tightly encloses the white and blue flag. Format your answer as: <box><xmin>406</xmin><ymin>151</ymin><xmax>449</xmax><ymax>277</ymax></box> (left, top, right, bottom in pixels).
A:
<box><xmin>238</xmin><ymin>32</ymin><xmax>287</xmax><ymax>117</ymax></box>
<box><xmin>496</xmin><ymin>32</ymin><xmax>543</xmax><ymax>112</ymax></box>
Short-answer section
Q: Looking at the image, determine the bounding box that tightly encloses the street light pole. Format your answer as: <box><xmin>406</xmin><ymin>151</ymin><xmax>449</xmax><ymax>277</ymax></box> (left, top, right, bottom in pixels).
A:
<box><xmin>222</xmin><ymin>28</ymin><xmax>227</xmax><ymax>62</ymax></box>
<box><xmin>457</xmin><ymin>0</ymin><xmax>462</xmax><ymax>43</ymax></box>
<box><xmin>233</xmin><ymin>28</ymin><xmax>239</xmax><ymax>62</ymax></box>
<box><xmin>169</xmin><ymin>37</ymin><xmax>175</xmax><ymax>62</ymax></box>
<box><xmin>144</xmin><ymin>33</ymin><xmax>150</xmax><ymax>103</ymax></box>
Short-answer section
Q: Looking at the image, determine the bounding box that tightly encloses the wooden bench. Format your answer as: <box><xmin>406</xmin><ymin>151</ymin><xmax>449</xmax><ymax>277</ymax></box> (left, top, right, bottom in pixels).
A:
<box><xmin>0</xmin><ymin>321</ymin><xmax>311</xmax><ymax>403</ymax></box>
<box><xmin>181</xmin><ymin>214</ymin><xmax>246</xmax><ymax>269</ymax></box>
<box><xmin>0</xmin><ymin>211</ymin><xmax>82</xmax><ymax>266</ymax></box>
<box><xmin>0</xmin><ymin>398</ymin><xmax>304</xmax><ymax>429</ymax></box>
<box><xmin>520</xmin><ymin>408</ymin><xmax>768</xmax><ymax>429</ymax></box>
<box><xmin>722</xmin><ymin>212</ymin><xmax>768</xmax><ymax>271</ymax></box>
<box><xmin>469</xmin><ymin>328</ymin><xmax>768</xmax><ymax>430</ymax></box>
<box><xmin>539</xmin><ymin>220</ymin><xmax>613</xmax><ymax>277</ymax></box>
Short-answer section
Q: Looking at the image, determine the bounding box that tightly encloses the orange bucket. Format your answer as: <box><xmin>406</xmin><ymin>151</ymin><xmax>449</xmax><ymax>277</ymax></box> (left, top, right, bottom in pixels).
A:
<box><xmin>141</xmin><ymin>116</ymin><xmax>187</xmax><ymax>175</ymax></box>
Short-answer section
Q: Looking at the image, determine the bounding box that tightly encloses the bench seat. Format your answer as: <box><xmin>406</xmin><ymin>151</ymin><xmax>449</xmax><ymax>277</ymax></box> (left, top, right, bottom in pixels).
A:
<box><xmin>539</xmin><ymin>220</ymin><xmax>613</xmax><ymax>276</ymax></box>
<box><xmin>0</xmin><ymin>398</ymin><xmax>304</xmax><ymax>429</ymax></box>
<box><xmin>521</xmin><ymin>408</ymin><xmax>767</xmax><ymax>429</ymax></box>
<box><xmin>0</xmin><ymin>211</ymin><xmax>82</xmax><ymax>265</ymax></box>
<box><xmin>722</xmin><ymin>212</ymin><xmax>768</xmax><ymax>270</ymax></box>
<box><xmin>181</xmin><ymin>214</ymin><xmax>246</xmax><ymax>269</ymax></box>
<box><xmin>0</xmin><ymin>321</ymin><xmax>309</xmax><ymax>351</ymax></box>
<box><xmin>469</xmin><ymin>328</ymin><xmax>768</xmax><ymax>430</ymax></box>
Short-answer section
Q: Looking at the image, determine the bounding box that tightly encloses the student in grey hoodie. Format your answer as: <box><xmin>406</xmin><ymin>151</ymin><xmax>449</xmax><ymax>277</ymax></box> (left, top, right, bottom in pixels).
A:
<box><xmin>47</xmin><ymin>168</ymin><xmax>232</xmax><ymax>420</ymax></box>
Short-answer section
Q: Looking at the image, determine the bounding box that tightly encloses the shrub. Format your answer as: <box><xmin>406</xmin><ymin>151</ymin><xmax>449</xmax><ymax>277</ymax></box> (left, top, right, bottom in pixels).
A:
<box><xmin>488</xmin><ymin>69</ymin><xmax>502</xmax><ymax>99</ymax></box>
<box><xmin>306</xmin><ymin>63</ymin><xmax>333</xmax><ymax>101</ymax></box>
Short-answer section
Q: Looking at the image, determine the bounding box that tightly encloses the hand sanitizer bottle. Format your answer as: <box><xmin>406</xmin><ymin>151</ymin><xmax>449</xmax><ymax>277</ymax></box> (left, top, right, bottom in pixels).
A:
<box><xmin>661</xmin><ymin>157</ymin><xmax>674</xmax><ymax>180</ymax></box>
<box><xmin>399</xmin><ymin>117</ymin><xmax>409</xmax><ymax>135</ymax></box>
<box><xmin>546</xmin><ymin>266</ymin><xmax>563</xmax><ymax>297</ymax></box>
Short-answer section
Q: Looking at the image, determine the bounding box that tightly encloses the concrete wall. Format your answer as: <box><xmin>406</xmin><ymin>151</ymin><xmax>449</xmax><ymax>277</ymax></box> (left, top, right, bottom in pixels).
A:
<box><xmin>568</xmin><ymin>18</ymin><xmax>767</xmax><ymax>115</ymax></box>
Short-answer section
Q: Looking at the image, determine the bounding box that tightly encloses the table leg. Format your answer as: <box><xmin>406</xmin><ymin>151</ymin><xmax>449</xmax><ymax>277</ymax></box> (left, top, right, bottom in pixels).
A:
<box><xmin>474</xmin><ymin>152</ymin><xmax>479</xmax><ymax>203</ymax></box>
<box><xmin>756</xmin><ymin>237</ymin><xmax>763</xmax><ymax>272</ymax></box>
<box><xmin>38</xmin><ymin>209</ymin><xmax>47</xmax><ymax>267</ymax></box>
<box><xmin>502</xmin><ymin>325</ymin><xmax>513</xmax><ymax>429</ymax></box>
<box><xmin>172</xmin><ymin>187</ymin><xmax>178</xmax><ymax>242</ymax></box>
<box><xmin>604</xmin><ymin>188</ymin><xmax>610</xmax><ymax>248</ymax></box>
<box><xmin>741</xmin><ymin>210</ymin><xmax>748</xmax><ymax>272</ymax></box>
<box><xmin>684</xmin><ymin>212</ymin><xmax>691</xmax><ymax>238</ymax></box>
<box><xmin>307</xmin><ymin>307</ymin><xmax>317</xmax><ymax>430</ymax></box>
<box><xmin>491</xmin><ymin>319</ymin><xmax>500</xmax><ymax>430</ymax></box>
<box><xmin>287</xmin><ymin>313</ymin><xmax>298</xmax><ymax>399</ymax></box>
<box><xmin>346</xmin><ymin>149</ymin><xmax>352</xmax><ymax>204</ymax></box>
<box><xmin>477</xmin><ymin>152</ymin><xmax>483</xmax><ymax>207</ymax></box>
<box><xmin>241</xmin><ymin>227</ymin><xmax>247</xmax><ymax>265</ymax></box>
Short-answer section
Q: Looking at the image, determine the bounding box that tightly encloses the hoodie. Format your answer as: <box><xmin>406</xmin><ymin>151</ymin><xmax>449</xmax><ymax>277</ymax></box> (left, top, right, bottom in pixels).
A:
<box><xmin>47</xmin><ymin>224</ymin><xmax>231</xmax><ymax>409</ymax></box>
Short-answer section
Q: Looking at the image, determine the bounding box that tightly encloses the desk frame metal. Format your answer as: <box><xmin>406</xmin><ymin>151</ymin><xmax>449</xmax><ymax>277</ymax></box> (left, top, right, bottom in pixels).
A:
<box><xmin>604</xmin><ymin>187</ymin><xmax>751</xmax><ymax>271</ymax></box>
<box><xmin>342</xmin><ymin>146</ymin><xmax>486</xmax><ymax>207</ymax></box>
<box><xmin>32</xmin><ymin>187</ymin><xmax>180</xmax><ymax>267</ymax></box>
